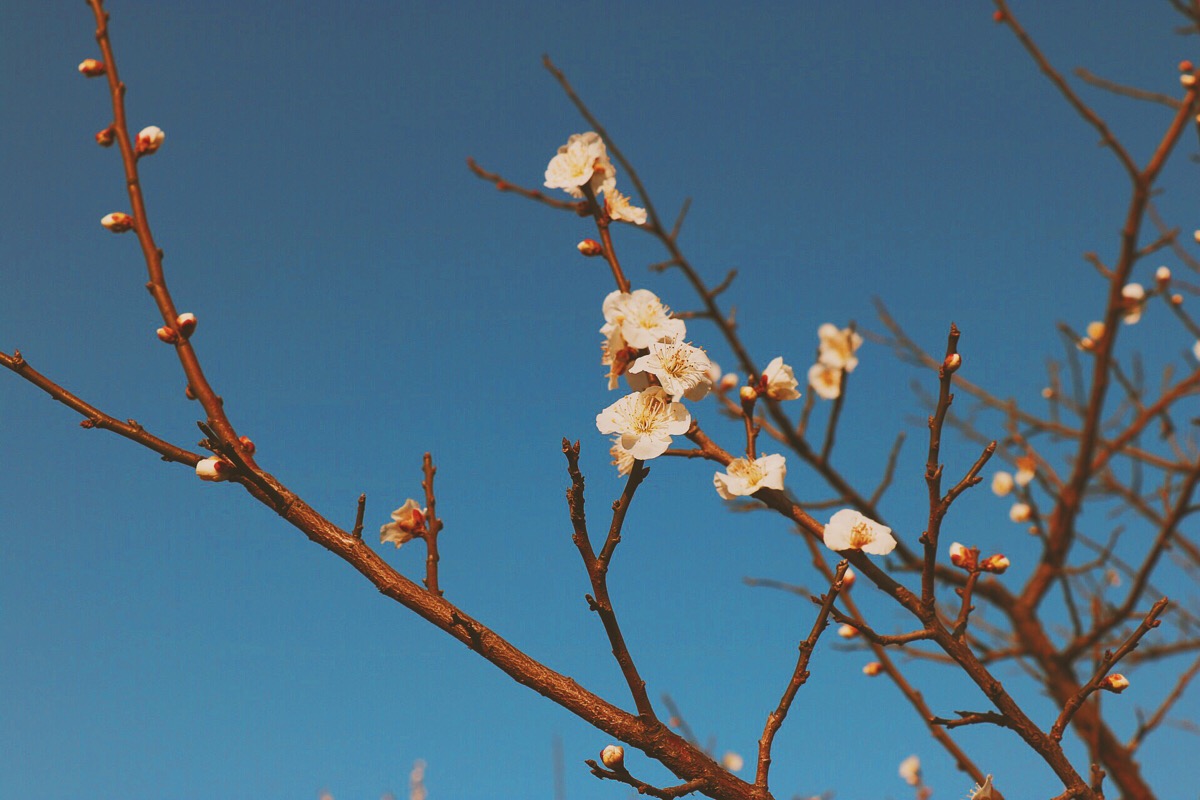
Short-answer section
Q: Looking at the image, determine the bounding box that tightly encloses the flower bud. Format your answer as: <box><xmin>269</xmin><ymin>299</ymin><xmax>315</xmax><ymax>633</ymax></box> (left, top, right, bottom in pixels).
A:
<box><xmin>949</xmin><ymin>542</ymin><xmax>974</xmax><ymax>570</ymax></box>
<box><xmin>862</xmin><ymin>661</ymin><xmax>883</xmax><ymax>677</ymax></box>
<box><xmin>175</xmin><ymin>312</ymin><xmax>197</xmax><ymax>338</ymax></box>
<box><xmin>577</xmin><ymin>239</ymin><xmax>603</xmax><ymax>257</ymax></box>
<box><xmin>95</xmin><ymin>127</ymin><xmax>115</xmax><ymax>147</ymax></box>
<box><xmin>1009</xmin><ymin>502</ymin><xmax>1032</xmax><ymax>523</ymax></box>
<box><xmin>101</xmin><ymin>212</ymin><xmax>134</xmax><ymax>233</ymax></box>
<box><xmin>156</xmin><ymin>326</ymin><xmax>179</xmax><ymax>344</ymax></box>
<box><xmin>600</xmin><ymin>745</ymin><xmax>625</xmax><ymax>769</ymax></box>
<box><xmin>842</xmin><ymin>567</ymin><xmax>856</xmax><ymax>589</ymax></box>
<box><xmin>991</xmin><ymin>471</ymin><xmax>1014</xmax><ymax>497</ymax></box>
<box><xmin>721</xmin><ymin>752</ymin><xmax>744</xmax><ymax>772</ymax></box>
<box><xmin>1181</xmin><ymin>60</ymin><xmax>1196</xmax><ymax>73</ymax></box>
<box><xmin>943</xmin><ymin>352</ymin><xmax>961</xmax><ymax>373</ymax></box>
<box><xmin>135</xmin><ymin>125</ymin><xmax>165</xmax><ymax>156</ymax></box>
<box><xmin>992</xmin><ymin>10</ymin><xmax>1005</xmax><ymax>22</ymax></box>
<box><xmin>1182</xmin><ymin>74</ymin><xmax>1197</xmax><ymax>88</ymax></box>
<box><xmin>738</xmin><ymin>385</ymin><xmax>757</xmax><ymax>402</ymax></box>
<box><xmin>1156</xmin><ymin>265</ymin><xmax>1172</xmax><ymax>285</ymax></box>
<box><xmin>1077</xmin><ymin>336</ymin><xmax>1095</xmax><ymax>351</ymax></box>
<box><xmin>1101</xmin><ymin>673</ymin><xmax>1130</xmax><ymax>693</ymax></box>
<box><xmin>1194</xmin><ymin>229</ymin><xmax>1200</xmax><ymax>244</ymax></box>
<box><xmin>1172</xmin><ymin>293</ymin><xmax>1184</xmax><ymax>306</ymax></box>
<box><xmin>980</xmin><ymin>553</ymin><xmax>1010</xmax><ymax>574</ymax></box>
<box><xmin>1014</xmin><ymin>457</ymin><xmax>1036</xmax><ymax>487</ymax></box>
<box><xmin>238</xmin><ymin>435</ymin><xmax>256</xmax><ymax>454</ymax></box>
<box><xmin>1086</xmin><ymin>321</ymin><xmax>1106</xmax><ymax>341</ymax></box>
<box><xmin>837</xmin><ymin>624</ymin><xmax>859</xmax><ymax>639</ymax></box>
<box><xmin>1041</xmin><ymin>387</ymin><xmax>1054</xmax><ymax>399</ymax></box>
<box><xmin>78</xmin><ymin>58</ymin><xmax>106</xmax><ymax>77</ymax></box>
<box><xmin>719</xmin><ymin>373</ymin><xmax>739</xmax><ymax>392</ymax></box>
<box><xmin>195</xmin><ymin>456</ymin><xmax>232</xmax><ymax>482</ymax></box>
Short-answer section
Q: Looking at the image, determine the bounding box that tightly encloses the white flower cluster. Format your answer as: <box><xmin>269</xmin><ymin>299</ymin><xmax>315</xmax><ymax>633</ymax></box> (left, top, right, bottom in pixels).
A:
<box><xmin>807</xmin><ymin>323</ymin><xmax>862</xmax><ymax>400</ymax></box>
<box><xmin>545</xmin><ymin>132</ymin><xmax>647</xmax><ymax>225</ymax></box>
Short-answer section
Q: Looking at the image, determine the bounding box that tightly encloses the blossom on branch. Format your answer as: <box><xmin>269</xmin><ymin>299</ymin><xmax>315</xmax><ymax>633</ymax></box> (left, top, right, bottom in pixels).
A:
<box><xmin>1009</xmin><ymin>502</ymin><xmax>1032</xmax><ymax>523</ymax></box>
<box><xmin>605</xmin><ymin>189</ymin><xmax>647</xmax><ymax>225</ymax></box>
<box><xmin>600</xmin><ymin>745</ymin><xmax>625</xmax><ymax>769</ymax></box>
<box><xmin>78</xmin><ymin>58</ymin><xmax>106</xmax><ymax>77</ymax></box>
<box><xmin>1101</xmin><ymin>673</ymin><xmax>1130</xmax><ymax>693</ymax></box>
<box><xmin>823</xmin><ymin>509</ymin><xmax>896</xmax><ymax>555</ymax></box>
<box><xmin>135</xmin><ymin>125</ymin><xmax>165</xmax><ymax>156</ymax></box>
<box><xmin>602</xmin><ymin>289</ymin><xmax>686</xmax><ymax>350</ymax></box>
<box><xmin>629</xmin><ymin>338</ymin><xmax>712</xmax><ymax>401</ymax></box>
<box><xmin>807</xmin><ymin>362</ymin><xmax>843</xmax><ymax>400</ymax></box>
<box><xmin>544</xmin><ymin>132</ymin><xmax>615</xmax><ymax>198</ymax></box>
<box><xmin>818</xmin><ymin>323</ymin><xmax>862</xmax><ymax>372</ymax></box>
<box><xmin>898</xmin><ymin>755</ymin><xmax>921</xmax><ymax>786</ymax></box>
<box><xmin>195</xmin><ymin>456</ymin><xmax>232</xmax><ymax>482</ymax></box>
<box><xmin>609</xmin><ymin>436</ymin><xmax>635</xmax><ymax>476</ymax></box>
<box><xmin>991</xmin><ymin>471</ymin><xmax>1014</xmax><ymax>496</ymax></box>
<box><xmin>380</xmin><ymin>499</ymin><xmax>427</xmax><ymax>548</ymax></box>
<box><xmin>596</xmin><ymin>386</ymin><xmax>690</xmax><ymax>460</ymax></box>
<box><xmin>713</xmin><ymin>453</ymin><xmax>787</xmax><ymax>499</ymax></box>
<box><xmin>101</xmin><ymin>212</ymin><xmax>134</xmax><ymax>233</ymax></box>
<box><xmin>757</xmin><ymin>356</ymin><xmax>801</xmax><ymax>401</ymax></box>
<box><xmin>1121</xmin><ymin>283</ymin><xmax>1145</xmax><ymax>324</ymax></box>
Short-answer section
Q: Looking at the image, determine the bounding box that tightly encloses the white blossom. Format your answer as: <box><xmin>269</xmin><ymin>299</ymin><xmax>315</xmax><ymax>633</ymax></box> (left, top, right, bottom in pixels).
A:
<box><xmin>818</xmin><ymin>323</ymin><xmax>863</xmax><ymax>372</ymax></box>
<box><xmin>721</xmin><ymin>752</ymin><xmax>744</xmax><ymax>772</ymax></box>
<box><xmin>602</xmin><ymin>289</ymin><xmax>686</xmax><ymax>350</ymax></box>
<box><xmin>135</xmin><ymin>125</ymin><xmax>165</xmax><ymax>155</ymax></box>
<box><xmin>1009</xmin><ymin>502</ymin><xmax>1032</xmax><ymax>523</ymax></box>
<box><xmin>596</xmin><ymin>387</ymin><xmax>691</xmax><ymax>460</ymax></box>
<box><xmin>606</xmin><ymin>189</ymin><xmax>647</xmax><ymax>225</ymax></box>
<box><xmin>968</xmin><ymin>775</ymin><xmax>997</xmax><ymax>800</ymax></box>
<box><xmin>630</xmin><ymin>339</ymin><xmax>712</xmax><ymax>401</ymax></box>
<box><xmin>381</xmin><ymin>498</ymin><xmax>426</xmax><ymax>548</ymax></box>
<box><xmin>759</xmin><ymin>356</ymin><xmax>801</xmax><ymax>400</ymax></box>
<box><xmin>898</xmin><ymin>755</ymin><xmax>921</xmax><ymax>786</ymax></box>
<box><xmin>544</xmin><ymin>132</ymin><xmax>615</xmax><ymax>198</ymax></box>
<box><xmin>195</xmin><ymin>456</ymin><xmax>231</xmax><ymax>482</ymax></box>
<box><xmin>609</xmin><ymin>436</ymin><xmax>635</xmax><ymax>476</ymax></box>
<box><xmin>823</xmin><ymin>509</ymin><xmax>896</xmax><ymax>555</ymax></box>
<box><xmin>713</xmin><ymin>453</ymin><xmax>787</xmax><ymax>499</ymax></box>
<box><xmin>991</xmin><ymin>471</ymin><xmax>1014</xmax><ymax>496</ymax></box>
<box><xmin>807</xmin><ymin>362</ymin><xmax>843</xmax><ymax>400</ymax></box>
<box><xmin>600</xmin><ymin>745</ymin><xmax>625</xmax><ymax>769</ymax></box>
<box><xmin>1121</xmin><ymin>283</ymin><xmax>1145</xmax><ymax>325</ymax></box>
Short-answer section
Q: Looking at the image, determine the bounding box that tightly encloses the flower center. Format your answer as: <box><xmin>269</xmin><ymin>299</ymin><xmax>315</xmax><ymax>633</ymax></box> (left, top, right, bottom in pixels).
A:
<box><xmin>729</xmin><ymin>458</ymin><xmax>764</xmax><ymax>484</ymax></box>
<box><xmin>632</xmin><ymin>394</ymin><xmax>668</xmax><ymax>433</ymax></box>
<box><xmin>848</xmin><ymin>521</ymin><xmax>874</xmax><ymax>549</ymax></box>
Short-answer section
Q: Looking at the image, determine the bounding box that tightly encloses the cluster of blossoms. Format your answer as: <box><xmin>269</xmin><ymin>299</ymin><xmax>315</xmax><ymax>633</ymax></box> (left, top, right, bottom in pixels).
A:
<box><xmin>991</xmin><ymin>459</ymin><xmax>1036</xmax><ymax>528</ymax></box>
<box><xmin>807</xmin><ymin>324</ymin><xmax>862</xmax><ymax>400</ymax></box>
<box><xmin>544</xmin><ymin>132</ymin><xmax>647</xmax><ymax>225</ymax></box>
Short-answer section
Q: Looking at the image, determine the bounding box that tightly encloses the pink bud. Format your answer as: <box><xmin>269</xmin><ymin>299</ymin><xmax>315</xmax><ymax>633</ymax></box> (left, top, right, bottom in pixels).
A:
<box><xmin>95</xmin><ymin>127</ymin><xmax>115</xmax><ymax>147</ymax></box>
<box><xmin>195</xmin><ymin>457</ymin><xmax>232</xmax><ymax>482</ymax></box>
<box><xmin>101</xmin><ymin>212</ymin><xmax>134</xmax><ymax>233</ymax></box>
<box><xmin>78</xmin><ymin>59</ymin><xmax>106</xmax><ymax>77</ymax></box>
<box><xmin>175</xmin><ymin>312</ymin><xmax>197</xmax><ymax>338</ymax></box>
<box><xmin>949</xmin><ymin>542</ymin><xmax>974</xmax><ymax>569</ymax></box>
<box><xmin>1181</xmin><ymin>60</ymin><xmax>1196</xmax><ymax>73</ymax></box>
<box><xmin>943</xmin><ymin>353</ymin><xmax>961</xmax><ymax>373</ymax></box>
<box><xmin>135</xmin><ymin>125</ymin><xmax>166</xmax><ymax>156</ymax></box>
<box><xmin>1101</xmin><ymin>673</ymin><xmax>1130</xmax><ymax>693</ymax></box>
<box><xmin>600</xmin><ymin>745</ymin><xmax>625</xmax><ymax>769</ymax></box>
<box><xmin>156</xmin><ymin>326</ymin><xmax>179</xmax><ymax>344</ymax></box>
<box><xmin>238</xmin><ymin>435</ymin><xmax>256</xmax><ymax>455</ymax></box>
<box><xmin>577</xmin><ymin>239</ymin><xmax>603</xmax><ymax>257</ymax></box>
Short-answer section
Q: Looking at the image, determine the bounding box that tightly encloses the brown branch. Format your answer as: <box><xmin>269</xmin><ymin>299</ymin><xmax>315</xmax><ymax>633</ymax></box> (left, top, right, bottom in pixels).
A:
<box><xmin>351</xmin><ymin>493</ymin><xmax>366</xmax><ymax>539</ymax></box>
<box><xmin>585</xmin><ymin>760</ymin><xmax>707</xmax><ymax>799</ymax></box>
<box><xmin>421</xmin><ymin>453</ymin><xmax>443</xmax><ymax>596</ymax></box>
<box><xmin>1128</xmin><ymin>653</ymin><xmax>1200</xmax><ymax>750</ymax></box>
<box><xmin>466</xmin><ymin>156</ymin><xmax>586</xmax><ymax>212</ymax></box>
<box><xmin>1073</xmin><ymin>67</ymin><xmax>1183</xmax><ymax>110</ymax></box>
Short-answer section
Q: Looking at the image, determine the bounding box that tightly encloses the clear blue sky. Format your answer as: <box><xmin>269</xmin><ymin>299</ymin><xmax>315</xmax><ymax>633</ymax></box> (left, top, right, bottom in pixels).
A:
<box><xmin>3</xmin><ymin>2</ymin><xmax>1198</xmax><ymax>799</ymax></box>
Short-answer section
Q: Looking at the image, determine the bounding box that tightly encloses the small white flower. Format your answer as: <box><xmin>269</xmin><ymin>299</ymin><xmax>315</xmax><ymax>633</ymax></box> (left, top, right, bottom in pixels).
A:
<box><xmin>991</xmin><ymin>471</ymin><xmax>1014</xmax><ymax>496</ymax></box>
<box><xmin>630</xmin><ymin>339</ymin><xmax>712</xmax><ymax>401</ymax></box>
<box><xmin>713</xmin><ymin>453</ymin><xmax>787</xmax><ymax>499</ymax></box>
<box><xmin>135</xmin><ymin>125</ymin><xmax>165</xmax><ymax>156</ymax></box>
<box><xmin>380</xmin><ymin>499</ymin><xmax>426</xmax><ymax>548</ymax></box>
<box><xmin>807</xmin><ymin>362</ymin><xmax>843</xmax><ymax>400</ymax></box>
<box><xmin>721</xmin><ymin>752</ymin><xmax>744</xmax><ymax>772</ymax></box>
<box><xmin>600</xmin><ymin>323</ymin><xmax>635</xmax><ymax>390</ymax></box>
<box><xmin>1009</xmin><ymin>502</ymin><xmax>1032</xmax><ymax>523</ymax></box>
<box><xmin>823</xmin><ymin>509</ymin><xmax>896</xmax><ymax>555</ymax></box>
<box><xmin>195</xmin><ymin>456</ymin><xmax>231</xmax><ymax>481</ymax></box>
<box><xmin>606</xmin><ymin>189</ymin><xmax>647</xmax><ymax>225</ymax></box>
<box><xmin>602</xmin><ymin>289</ymin><xmax>686</xmax><ymax>350</ymax></box>
<box><xmin>597</xmin><ymin>387</ymin><xmax>691</xmax><ymax>460</ymax></box>
<box><xmin>898</xmin><ymin>755</ymin><xmax>921</xmax><ymax>786</ymax></box>
<box><xmin>609</xmin><ymin>436</ymin><xmax>635</xmax><ymax>476</ymax></box>
<box><xmin>759</xmin><ymin>356</ymin><xmax>801</xmax><ymax>400</ymax></box>
<box><xmin>1121</xmin><ymin>283</ymin><xmax>1145</xmax><ymax>325</ymax></box>
<box><xmin>818</xmin><ymin>323</ymin><xmax>863</xmax><ymax>372</ymax></box>
<box><xmin>544</xmin><ymin>132</ymin><xmax>615</xmax><ymax>198</ymax></box>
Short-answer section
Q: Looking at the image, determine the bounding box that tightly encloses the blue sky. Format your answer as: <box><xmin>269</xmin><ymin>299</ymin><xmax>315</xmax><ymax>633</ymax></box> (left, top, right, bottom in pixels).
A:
<box><xmin>3</xmin><ymin>2</ymin><xmax>1199</xmax><ymax>799</ymax></box>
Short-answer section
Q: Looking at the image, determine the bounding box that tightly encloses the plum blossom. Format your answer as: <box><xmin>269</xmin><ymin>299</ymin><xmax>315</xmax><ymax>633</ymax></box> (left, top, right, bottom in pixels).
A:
<box><xmin>898</xmin><ymin>755</ymin><xmax>921</xmax><ymax>786</ymax></box>
<box><xmin>1009</xmin><ymin>502</ymin><xmax>1032</xmax><ymax>523</ymax></box>
<box><xmin>381</xmin><ymin>499</ymin><xmax>427</xmax><ymax>548</ymax></box>
<box><xmin>602</xmin><ymin>289</ymin><xmax>686</xmax><ymax>350</ymax></box>
<box><xmin>195</xmin><ymin>456</ymin><xmax>231</xmax><ymax>482</ymax></box>
<box><xmin>758</xmin><ymin>357</ymin><xmax>801</xmax><ymax>400</ymax></box>
<box><xmin>981</xmin><ymin>553</ymin><xmax>1010</xmax><ymax>573</ymax></box>
<box><xmin>808</xmin><ymin>362</ymin><xmax>843</xmax><ymax>400</ymax></box>
<box><xmin>721</xmin><ymin>752</ymin><xmax>744</xmax><ymax>772</ymax></box>
<box><xmin>600</xmin><ymin>745</ymin><xmax>625</xmax><ymax>769</ymax></box>
<box><xmin>600</xmin><ymin>324</ymin><xmax>636</xmax><ymax>390</ymax></box>
<box><xmin>1121</xmin><ymin>283</ymin><xmax>1145</xmax><ymax>324</ymax></box>
<box><xmin>713</xmin><ymin>453</ymin><xmax>787</xmax><ymax>499</ymax></box>
<box><xmin>818</xmin><ymin>323</ymin><xmax>863</xmax><ymax>372</ymax></box>
<box><xmin>597</xmin><ymin>386</ymin><xmax>691</xmax><ymax>460</ymax></box>
<box><xmin>544</xmin><ymin>132</ymin><xmax>615</xmax><ymax>198</ymax></box>
<box><xmin>606</xmin><ymin>189</ymin><xmax>647</xmax><ymax>225</ymax></box>
<box><xmin>991</xmin><ymin>471</ymin><xmax>1014</xmax><ymax>496</ymax></box>
<box><xmin>609</xmin><ymin>436</ymin><xmax>635</xmax><ymax>476</ymax></box>
<box><xmin>823</xmin><ymin>509</ymin><xmax>896</xmax><ymax>555</ymax></box>
<box><xmin>837</xmin><ymin>624</ymin><xmax>859</xmax><ymax>639</ymax></box>
<box><xmin>630</xmin><ymin>339</ymin><xmax>712</xmax><ymax>401</ymax></box>
<box><xmin>135</xmin><ymin>125</ymin><xmax>165</xmax><ymax>156</ymax></box>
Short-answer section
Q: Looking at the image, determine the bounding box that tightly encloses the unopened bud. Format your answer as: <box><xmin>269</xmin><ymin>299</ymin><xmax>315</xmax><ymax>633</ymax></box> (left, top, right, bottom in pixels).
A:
<box><xmin>842</xmin><ymin>567</ymin><xmax>856</xmax><ymax>589</ymax></box>
<box><xmin>719</xmin><ymin>373</ymin><xmax>739</xmax><ymax>392</ymax></box>
<box><xmin>184</xmin><ymin>384</ymin><xmax>197</xmax><ymax>400</ymax></box>
<box><xmin>600</xmin><ymin>745</ymin><xmax>625</xmax><ymax>769</ymax></box>
<box><xmin>577</xmin><ymin>239</ymin><xmax>603</xmax><ymax>257</ymax></box>
<box><xmin>949</xmin><ymin>542</ymin><xmax>975</xmax><ymax>570</ymax></box>
<box><xmin>101</xmin><ymin>212</ymin><xmax>134</xmax><ymax>233</ymax></box>
<box><xmin>156</xmin><ymin>326</ymin><xmax>179</xmax><ymax>344</ymax></box>
<box><xmin>1194</xmin><ymin>230</ymin><xmax>1200</xmax><ymax>244</ymax></box>
<box><xmin>175</xmin><ymin>312</ymin><xmax>197</xmax><ymax>338</ymax></box>
<box><xmin>95</xmin><ymin>127</ymin><xmax>115</xmax><ymax>147</ymax></box>
<box><xmin>238</xmin><ymin>435</ymin><xmax>256</xmax><ymax>454</ymax></box>
<box><xmin>837</xmin><ymin>624</ymin><xmax>859</xmax><ymax>639</ymax></box>
<box><xmin>135</xmin><ymin>125</ymin><xmax>165</xmax><ymax>156</ymax></box>
<box><xmin>78</xmin><ymin>58</ymin><xmax>106</xmax><ymax>77</ymax></box>
<box><xmin>1181</xmin><ymin>60</ymin><xmax>1196</xmax><ymax>73</ymax></box>
<box><xmin>1077</xmin><ymin>336</ymin><xmax>1095</xmax><ymax>351</ymax></box>
<box><xmin>1009</xmin><ymin>502</ymin><xmax>1032</xmax><ymax>523</ymax></box>
<box><xmin>195</xmin><ymin>456</ymin><xmax>232</xmax><ymax>482</ymax></box>
<box><xmin>992</xmin><ymin>10</ymin><xmax>1005</xmax><ymax>23</ymax></box>
<box><xmin>739</xmin><ymin>385</ymin><xmax>757</xmax><ymax>402</ymax></box>
<box><xmin>1086</xmin><ymin>321</ymin><xmax>1106</xmax><ymax>341</ymax></box>
<box><xmin>980</xmin><ymin>553</ymin><xmax>1010</xmax><ymax>574</ymax></box>
<box><xmin>1041</xmin><ymin>387</ymin><xmax>1054</xmax><ymax>399</ymax></box>
<box><xmin>1172</xmin><ymin>293</ymin><xmax>1184</xmax><ymax>306</ymax></box>
<box><xmin>1182</xmin><ymin>74</ymin><xmax>1197</xmax><ymax>88</ymax></box>
<box><xmin>862</xmin><ymin>661</ymin><xmax>884</xmax><ymax>677</ymax></box>
<box><xmin>1101</xmin><ymin>673</ymin><xmax>1130</xmax><ymax>693</ymax></box>
<box><xmin>1156</xmin><ymin>265</ymin><xmax>1172</xmax><ymax>284</ymax></box>
<box><xmin>943</xmin><ymin>352</ymin><xmax>961</xmax><ymax>373</ymax></box>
